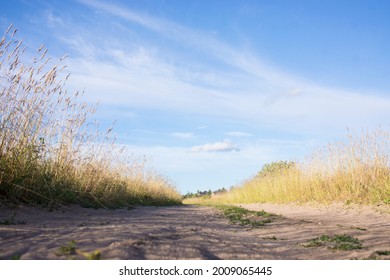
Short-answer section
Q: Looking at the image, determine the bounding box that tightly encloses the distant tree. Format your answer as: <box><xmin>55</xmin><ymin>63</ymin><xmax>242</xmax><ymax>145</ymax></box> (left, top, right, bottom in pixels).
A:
<box><xmin>257</xmin><ymin>161</ymin><xmax>296</xmax><ymax>177</ymax></box>
<box><xmin>182</xmin><ymin>187</ymin><xmax>229</xmax><ymax>199</ymax></box>
<box><xmin>212</xmin><ymin>187</ymin><xmax>228</xmax><ymax>195</ymax></box>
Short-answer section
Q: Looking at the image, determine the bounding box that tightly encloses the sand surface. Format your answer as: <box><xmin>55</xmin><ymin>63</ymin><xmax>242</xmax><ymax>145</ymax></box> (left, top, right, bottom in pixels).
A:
<box><xmin>0</xmin><ymin>203</ymin><xmax>389</xmax><ymax>260</ymax></box>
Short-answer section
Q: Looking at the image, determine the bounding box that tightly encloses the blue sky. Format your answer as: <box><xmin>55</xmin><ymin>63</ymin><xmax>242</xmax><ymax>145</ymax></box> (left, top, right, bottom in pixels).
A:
<box><xmin>1</xmin><ymin>0</ymin><xmax>389</xmax><ymax>194</ymax></box>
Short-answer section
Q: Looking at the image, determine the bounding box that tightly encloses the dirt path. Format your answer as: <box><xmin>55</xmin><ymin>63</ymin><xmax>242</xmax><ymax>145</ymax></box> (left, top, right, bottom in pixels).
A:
<box><xmin>0</xmin><ymin>204</ymin><xmax>389</xmax><ymax>260</ymax></box>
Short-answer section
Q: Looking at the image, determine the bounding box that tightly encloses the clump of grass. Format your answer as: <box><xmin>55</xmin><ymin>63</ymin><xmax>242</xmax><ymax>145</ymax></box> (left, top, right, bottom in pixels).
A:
<box><xmin>303</xmin><ymin>235</ymin><xmax>331</xmax><ymax>247</ymax></box>
<box><xmin>263</xmin><ymin>236</ymin><xmax>278</xmax><ymax>240</ymax></box>
<box><xmin>186</xmin><ymin>127</ymin><xmax>389</xmax><ymax>206</ymax></box>
<box><xmin>0</xmin><ymin>25</ymin><xmax>181</xmax><ymax>208</ymax></box>
<box><xmin>81</xmin><ymin>250</ymin><xmax>101</xmax><ymax>260</ymax></box>
<box><xmin>55</xmin><ymin>240</ymin><xmax>77</xmax><ymax>256</ymax></box>
<box><xmin>300</xmin><ymin>219</ymin><xmax>313</xmax><ymax>224</ymax></box>
<box><xmin>55</xmin><ymin>240</ymin><xmax>101</xmax><ymax>259</ymax></box>
<box><xmin>350</xmin><ymin>226</ymin><xmax>367</xmax><ymax>231</ymax></box>
<box><xmin>366</xmin><ymin>250</ymin><xmax>390</xmax><ymax>260</ymax></box>
<box><xmin>303</xmin><ymin>234</ymin><xmax>363</xmax><ymax>251</ymax></box>
<box><xmin>215</xmin><ymin>205</ymin><xmax>276</xmax><ymax>227</ymax></box>
<box><xmin>375</xmin><ymin>250</ymin><xmax>390</xmax><ymax>256</ymax></box>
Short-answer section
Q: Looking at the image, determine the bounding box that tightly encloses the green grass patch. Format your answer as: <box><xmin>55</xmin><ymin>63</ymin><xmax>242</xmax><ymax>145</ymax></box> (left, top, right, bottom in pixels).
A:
<box><xmin>303</xmin><ymin>234</ymin><xmax>363</xmax><ymax>250</ymax></box>
<box><xmin>83</xmin><ymin>250</ymin><xmax>101</xmax><ymax>260</ymax></box>
<box><xmin>350</xmin><ymin>226</ymin><xmax>367</xmax><ymax>231</ymax></box>
<box><xmin>375</xmin><ymin>250</ymin><xmax>390</xmax><ymax>256</ymax></box>
<box><xmin>263</xmin><ymin>236</ymin><xmax>278</xmax><ymax>240</ymax></box>
<box><xmin>55</xmin><ymin>240</ymin><xmax>77</xmax><ymax>257</ymax></box>
<box><xmin>215</xmin><ymin>205</ymin><xmax>276</xmax><ymax>228</ymax></box>
<box><xmin>11</xmin><ymin>255</ymin><xmax>21</xmax><ymax>260</ymax></box>
<box><xmin>55</xmin><ymin>240</ymin><xmax>101</xmax><ymax>259</ymax></box>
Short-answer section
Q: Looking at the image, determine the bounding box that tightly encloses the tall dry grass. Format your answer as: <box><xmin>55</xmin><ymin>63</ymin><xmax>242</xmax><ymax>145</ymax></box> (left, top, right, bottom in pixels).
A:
<box><xmin>0</xmin><ymin>25</ymin><xmax>181</xmax><ymax>208</ymax></box>
<box><xmin>186</xmin><ymin>128</ymin><xmax>389</xmax><ymax>206</ymax></box>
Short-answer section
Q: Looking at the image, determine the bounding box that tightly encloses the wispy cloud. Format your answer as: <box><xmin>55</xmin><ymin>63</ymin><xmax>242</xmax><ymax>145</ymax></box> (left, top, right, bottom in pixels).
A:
<box><xmin>197</xmin><ymin>125</ymin><xmax>208</xmax><ymax>130</ymax></box>
<box><xmin>64</xmin><ymin>0</ymin><xmax>390</xmax><ymax>137</ymax></box>
<box><xmin>78</xmin><ymin>0</ymin><xmax>284</xmax><ymax>85</ymax></box>
<box><xmin>45</xmin><ymin>10</ymin><xmax>65</xmax><ymax>27</ymax></box>
<box><xmin>171</xmin><ymin>132</ymin><xmax>194</xmax><ymax>139</ymax></box>
<box><xmin>225</xmin><ymin>131</ymin><xmax>252</xmax><ymax>137</ymax></box>
<box><xmin>190</xmin><ymin>140</ymin><xmax>239</xmax><ymax>153</ymax></box>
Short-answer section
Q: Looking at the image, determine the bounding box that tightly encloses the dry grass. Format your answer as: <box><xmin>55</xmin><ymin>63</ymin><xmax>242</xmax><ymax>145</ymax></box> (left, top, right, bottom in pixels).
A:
<box><xmin>0</xmin><ymin>25</ymin><xmax>181</xmax><ymax>208</ymax></box>
<box><xmin>185</xmin><ymin>128</ymin><xmax>389</xmax><ymax>206</ymax></box>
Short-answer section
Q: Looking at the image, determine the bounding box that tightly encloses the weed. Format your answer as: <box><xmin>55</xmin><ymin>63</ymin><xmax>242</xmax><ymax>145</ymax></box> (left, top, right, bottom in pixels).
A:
<box><xmin>263</xmin><ymin>236</ymin><xmax>278</xmax><ymax>240</ymax></box>
<box><xmin>331</xmin><ymin>235</ymin><xmax>363</xmax><ymax>250</ymax></box>
<box><xmin>216</xmin><ymin>205</ymin><xmax>276</xmax><ymax>228</ymax></box>
<box><xmin>81</xmin><ymin>250</ymin><xmax>101</xmax><ymax>260</ymax></box>
<box><xmin>303</xmin><ymin>234</ymin><xmax>363</xmax><ymax>251</ymax></box>
<box><xmin>375</xmin><ymin>250</ymin><xmax>390</xmax><ymax>256</ymax></box>
<box><xmin>303</xmin><ymin>235</ymin><xmax>331</xmax><ymax>247</ymax></box>
<box><xmin>55</xmin><ymin>240</ymin><xmax>77</xmax><ymax>256</ymax></box>
<box><xmin>55</xmin><ymin>240</ymin><xmax>102</xmax><ymax>259</ymax></box>
<box><xmin>366</xmin><ymin>250</ymin><xmax>390</xmax><ymax>260</ymax></box>
<box><xmin>350</xmin><ymin>226</ymin><xmax>367</xmax><ymax>231</ymax></box>
<box><xmin>255</xmin><ymin>210</ymin><xmax>274</xmax><ymax>217</ymax></box>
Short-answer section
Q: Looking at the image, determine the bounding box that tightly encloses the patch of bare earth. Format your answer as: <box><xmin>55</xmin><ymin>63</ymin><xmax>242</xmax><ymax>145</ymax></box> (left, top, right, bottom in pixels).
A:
<box><xmin>0</xmin><ymin>203</ymin><xmax>389</xmax><ymax>259</ymax></box>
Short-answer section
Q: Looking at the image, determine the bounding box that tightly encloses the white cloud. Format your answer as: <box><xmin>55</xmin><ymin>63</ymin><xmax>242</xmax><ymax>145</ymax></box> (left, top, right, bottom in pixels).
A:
<box><xmin>45</xmin><ymin>10</ymin><xmax>65</xmax><ymax>27</ymax></box>
<box><xmin>197</xmin><ymin>125</ymin><xmax>208</xmax><ymax>129</ymax></box>
<box><xmin>171</xmin><ymin>132</ymin><xmax>194</xmax><ymax>139</ymax></box>
<box><xmin>225</xmin><ymin>131</ymin><xmax>253</xmax><ymax>137</ymax></box>
<box><xmin>190</xmin><ymin>140</ymin><xmax>239</xmax><ymax>153</ymax></box>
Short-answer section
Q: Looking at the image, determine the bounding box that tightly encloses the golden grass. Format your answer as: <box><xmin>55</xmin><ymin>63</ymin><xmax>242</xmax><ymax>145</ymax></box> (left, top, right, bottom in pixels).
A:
<box><xmin>0</xmin><ymin>25</ymin><xmax>181</xmax><ymax>208</ymax></box>
<box><xmin>185</xmin><ymin>128</ymin><xmax>390</xmax><ymax>206</ymax></box>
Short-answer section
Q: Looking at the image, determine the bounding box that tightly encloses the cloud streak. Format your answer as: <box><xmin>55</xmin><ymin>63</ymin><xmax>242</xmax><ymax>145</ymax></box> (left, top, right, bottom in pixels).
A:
<box><xmin>79</xmin><ymin>0</ymin><xmax>290</xmax><ymax>86</ymax></box>
<box><xmin>190</xmin><ymin>140</ymin><xmax>239</xmax><ymax>153</ymax></box>
<box><xmin>171</xmin><ymin>132</ymin><xmax>194</xmax><ymax>139</ymax></box>
<box><xmin>64</xmin><ymin>0</ymin><xmax>390</xmax><ymax>137</ymax></box>
<box><xmin>225</xmin><ymin>131</ymin><xmax>253</xmax><ymax>137</ymax></box>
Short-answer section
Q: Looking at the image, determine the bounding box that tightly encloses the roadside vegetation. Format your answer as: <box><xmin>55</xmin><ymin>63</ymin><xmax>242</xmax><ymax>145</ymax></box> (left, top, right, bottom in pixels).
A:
<box><xmin>0</xmin><ymin>26</ymin><xmax>181</xmax><ymax>208</ymax></box>
<box><xmin>185</xmin><ymin>127</ymin><xmax>389</xmax><ymax>206</ymax></box>
<box><xmin>302</xmin><ymin>234</ymin><xmax>363</xmax><ymax>251</ymax></box>
<box><xmin>55</xmin><ymin>240</ymin><xmax>101</xmax><ymax>260</ymax></box>
<box><xmin>215</xmin><ymin>205</ymin><xmax>278</xmax><ymax>227</ymax></box>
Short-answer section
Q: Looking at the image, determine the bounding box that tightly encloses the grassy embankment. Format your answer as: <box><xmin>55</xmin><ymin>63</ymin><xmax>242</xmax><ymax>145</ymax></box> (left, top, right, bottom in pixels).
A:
<box><xmin>0</xmin><ymin>26</ymin><xmax>181</xmax><ymax>208</ymax></box>
<box><xmin>185</xmin><ymin>128</ymin><xmax>389</xmax><ymax>206</ymax></box>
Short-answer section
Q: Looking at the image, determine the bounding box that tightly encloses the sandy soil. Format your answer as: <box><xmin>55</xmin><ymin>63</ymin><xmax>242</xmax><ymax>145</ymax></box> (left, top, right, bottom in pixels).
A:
<box><xmin>0</xmin><ymin>203</ymin><xmax>389</xmax><ymax>260</ymax></box>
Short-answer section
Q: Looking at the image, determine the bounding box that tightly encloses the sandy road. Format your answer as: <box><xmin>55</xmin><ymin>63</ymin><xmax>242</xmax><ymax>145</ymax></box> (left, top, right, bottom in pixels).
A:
<box><xmin>0</xmin><ymin>203</ymin><xmax>389</xmax><ymax>259</ymax></box>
